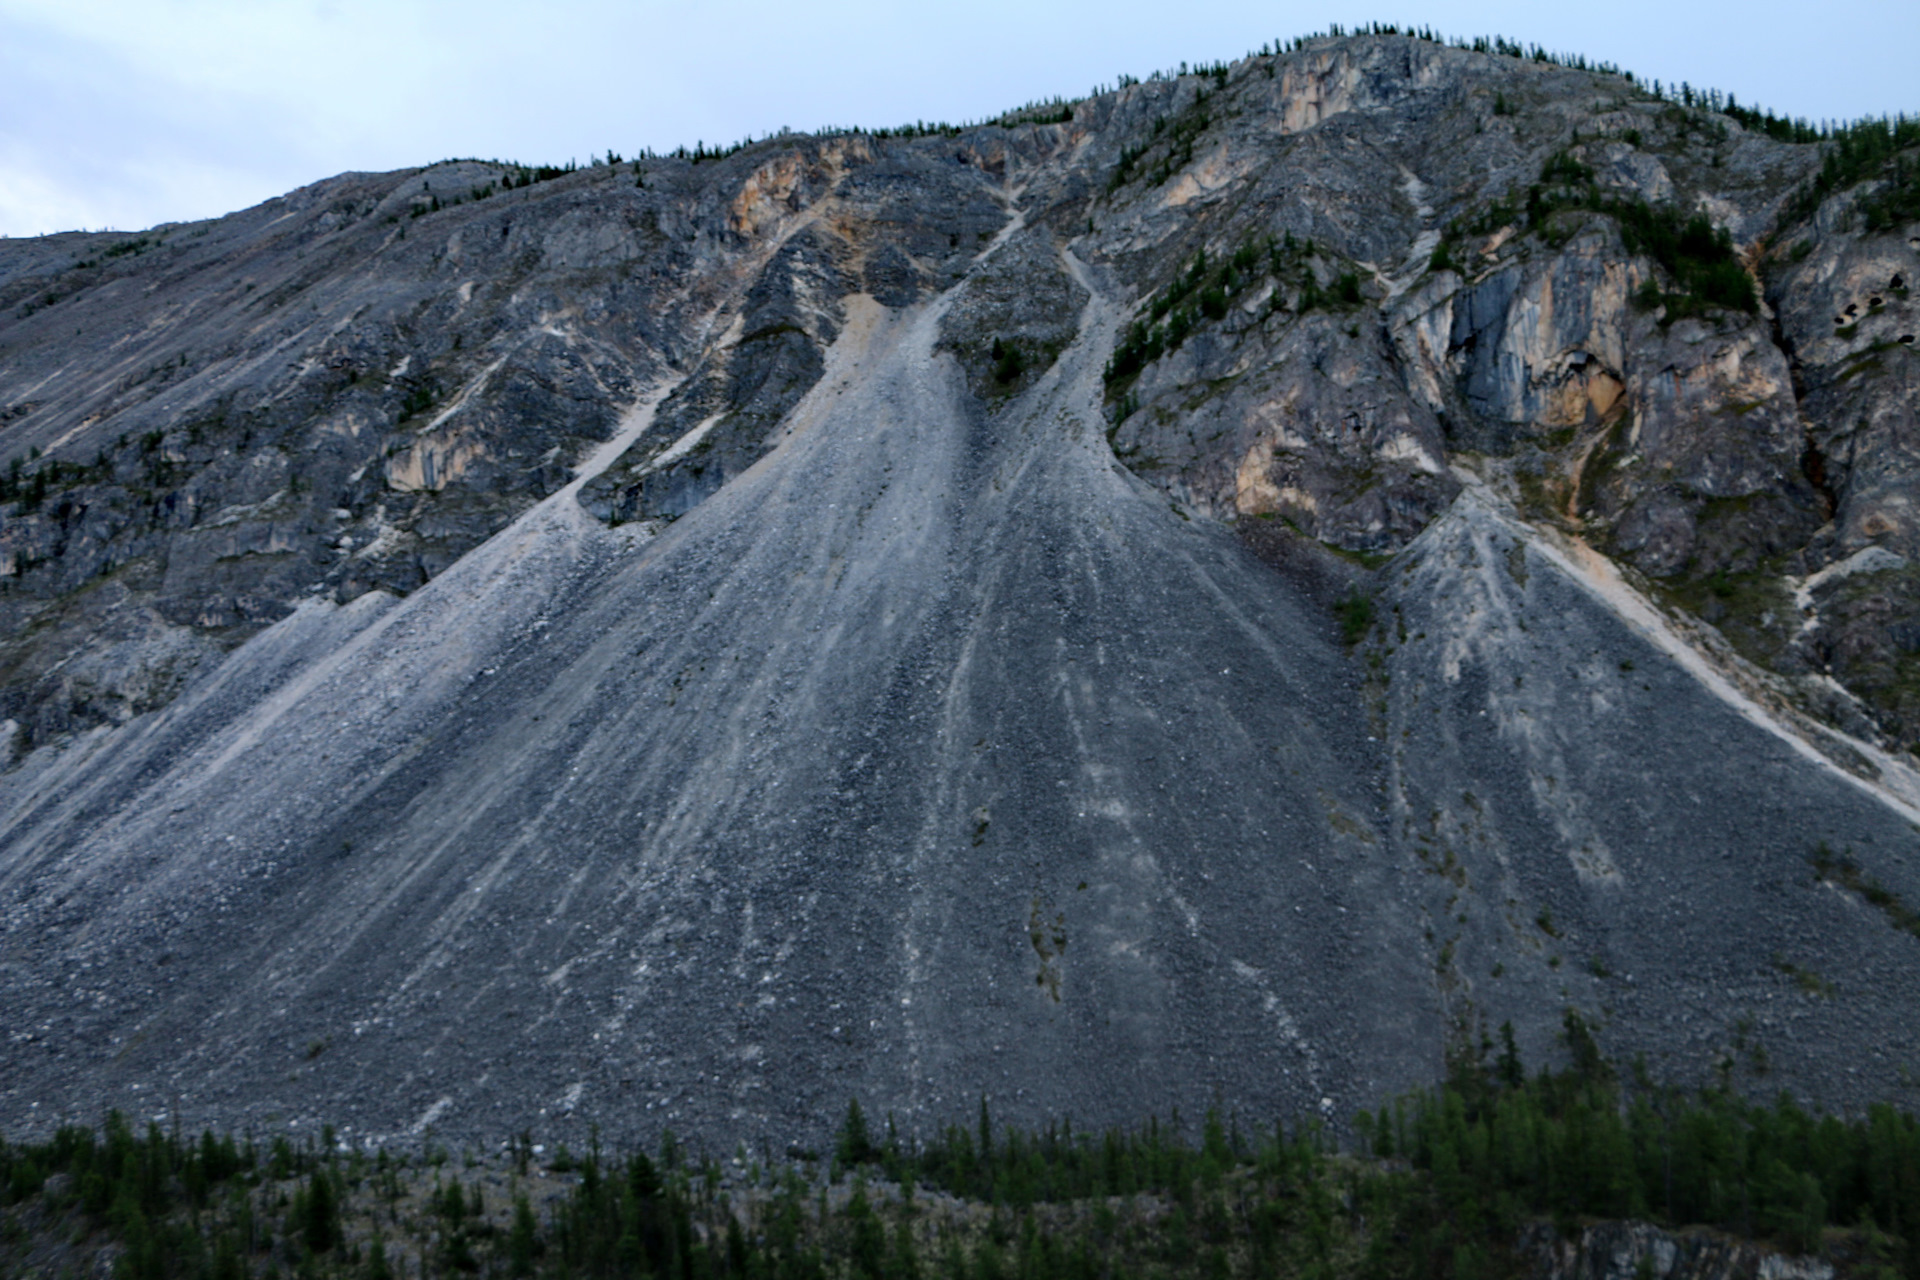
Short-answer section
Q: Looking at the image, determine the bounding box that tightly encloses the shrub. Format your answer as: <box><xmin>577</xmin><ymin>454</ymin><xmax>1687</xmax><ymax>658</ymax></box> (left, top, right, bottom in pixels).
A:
<box><xmin>990</xmin><ymin>338</ymin><xmax>1027</xmax><ymax>385</ymax></box>
<box><xmin>1337</xmin><ymin>589</ymin><xmax>1375</xmax><ymax>644</ymax></box>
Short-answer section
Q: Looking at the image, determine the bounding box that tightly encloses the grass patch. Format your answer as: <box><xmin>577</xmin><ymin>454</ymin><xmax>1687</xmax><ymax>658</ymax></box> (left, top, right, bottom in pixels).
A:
<box><xmin>1814</xmin><ymin>841</ymin><xmax>1920</xmax><ymax>940</ymax></box>
<box><xmin>1771</xmin><ymin>953</ymin><xmax>1836</xmax><ymax>997</ymax></box>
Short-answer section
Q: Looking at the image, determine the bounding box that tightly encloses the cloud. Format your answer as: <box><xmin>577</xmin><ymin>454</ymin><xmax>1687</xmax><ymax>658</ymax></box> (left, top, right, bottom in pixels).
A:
<box><xmin>0</xmin><ymin>0</ymin><xmax>1912</xmax><ymax>237</ymax></box>
<box><xmin>0</xmin><ymin>7</ymin><xmax>323</xmax><ymax>233</ymax></box>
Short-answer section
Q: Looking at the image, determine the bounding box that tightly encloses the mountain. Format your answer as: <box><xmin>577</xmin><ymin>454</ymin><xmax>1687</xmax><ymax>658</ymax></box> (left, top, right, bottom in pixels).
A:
<box><xmin>1</xmin><ymin>31</ymin><xmax>1918</xmax><ymax>1152</ymax></box>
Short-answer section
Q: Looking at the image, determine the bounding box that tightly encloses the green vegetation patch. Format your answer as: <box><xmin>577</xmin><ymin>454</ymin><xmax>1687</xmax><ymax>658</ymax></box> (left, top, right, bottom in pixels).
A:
<box><xmin>1814</xmin><ymin>841</ymin><xmax>1920</xmax><ymax>941</ymax></box>
<box><xmin>1336</xmin><ymin>588</ymin><xmax>1376</xmax><ymax>645</ymax></box>
<box><xmin>1103</xmin><ymin>234</ymin><xmax>1359</xmax><ymax>402</ymax></box>
<box><xmin>1772</xmin><ymin>953</ymin><xmax>1837</xmax><ymax>997</ymax></box>
<box><xmin>1434</xmin><ymin>153</ymin><xmax>1757</xmax><ymax>323</ymax></box>
<box><xmin>1617</xmin><ymin>207</ymin><xmax>1755</xmax><ymax>319</ymax></box>
<box><xmin>1534</xmin><ymin>153</ymin><xmax>1755</xmax><ymax>319</ymax></box>
<box><xmin>1108</xmin><ymin>82</ymin><xmax>1222</xmax><ymax>193</ymax></box>
<box><xmin>1784</xmin><ymin>115</ymin><xmax>1920</xmax><ymax>230</ymax></box>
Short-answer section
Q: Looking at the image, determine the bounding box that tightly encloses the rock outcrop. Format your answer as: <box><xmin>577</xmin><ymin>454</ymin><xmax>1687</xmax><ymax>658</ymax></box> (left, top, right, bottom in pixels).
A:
<box><xmin>1521</xmin><ymin>1221</ymin><xmax>1836</xmax><ymax>1280</ymax></box>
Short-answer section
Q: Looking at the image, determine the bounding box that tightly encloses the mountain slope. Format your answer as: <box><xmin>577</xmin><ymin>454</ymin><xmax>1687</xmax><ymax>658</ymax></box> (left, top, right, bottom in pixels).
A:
<box><xmin>2</xmin><ymin>33</ymin><xmax>1919</xmax><ymax>1148</ymax></box>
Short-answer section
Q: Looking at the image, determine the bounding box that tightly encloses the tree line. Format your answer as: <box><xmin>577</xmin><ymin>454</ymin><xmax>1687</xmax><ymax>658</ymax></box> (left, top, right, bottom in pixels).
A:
<box><xmin>6</xmin><ymin>1025</ymin><xmax>1917</xmax><ymax>1279</ymax></box>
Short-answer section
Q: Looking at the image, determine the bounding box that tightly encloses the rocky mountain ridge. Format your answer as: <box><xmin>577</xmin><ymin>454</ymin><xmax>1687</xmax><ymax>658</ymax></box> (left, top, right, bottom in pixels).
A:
<box><xmin>1</xmin><ymin>37</ymin><xmax>1916</xmax><ymax>757</ymax></box>
<box><xmin>1</xmin><ymin>32</ymin><xmax>1918</xmax><ymax>1150</ymax></box>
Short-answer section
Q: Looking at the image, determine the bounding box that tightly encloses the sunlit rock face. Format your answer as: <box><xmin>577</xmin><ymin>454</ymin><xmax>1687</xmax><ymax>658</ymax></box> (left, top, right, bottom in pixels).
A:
<box><xmin>1</xmin><ymin>33</ymin><xmax>1918</xmax><ymax>1151</ymax></box>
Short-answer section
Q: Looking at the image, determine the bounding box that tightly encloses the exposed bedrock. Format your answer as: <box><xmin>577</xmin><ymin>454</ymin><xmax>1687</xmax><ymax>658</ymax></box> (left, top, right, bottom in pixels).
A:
<box><xmin>2</xmin><ymin>33</ymin><xmax>1919</xmax><ymax>1148</ymax></box>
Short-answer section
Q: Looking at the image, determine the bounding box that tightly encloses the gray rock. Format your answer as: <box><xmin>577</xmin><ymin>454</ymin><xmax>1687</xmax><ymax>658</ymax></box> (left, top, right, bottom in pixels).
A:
<box><xmin>1521</xmin><ymin>1220</ymin><xmax>1832</xmax><ymax>1280</ymax></box>
<box><xmin>2</xmin><ymin>33</ymin><xmax>1920</xmax><ymax>1152</ymax></box>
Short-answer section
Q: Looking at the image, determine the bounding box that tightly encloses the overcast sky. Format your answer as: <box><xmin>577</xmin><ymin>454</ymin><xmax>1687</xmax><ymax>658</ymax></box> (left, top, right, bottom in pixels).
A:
<box><xmin>1</xmin><ymin>0</ymin><xmax>1913</xmax><ymax>239</ymax></box>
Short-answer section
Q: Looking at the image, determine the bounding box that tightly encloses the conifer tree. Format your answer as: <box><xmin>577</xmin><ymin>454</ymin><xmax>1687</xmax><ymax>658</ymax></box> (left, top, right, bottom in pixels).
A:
<box><xmin>304</xmin><ymin>1168</ymin><xmax>338</xmax><ymax>1254</ymax></box>
<box><xmin>510</xmin><ymin>1195</ymin><xmax>538</xmax><ymax>1276</ymax></box>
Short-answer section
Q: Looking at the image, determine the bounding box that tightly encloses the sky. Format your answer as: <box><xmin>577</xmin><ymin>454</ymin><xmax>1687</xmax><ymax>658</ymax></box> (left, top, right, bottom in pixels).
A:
<box><xmin>1</xmin><ymin>0</ymin><xmax>1914</xmax><ymax>239</ymax></box>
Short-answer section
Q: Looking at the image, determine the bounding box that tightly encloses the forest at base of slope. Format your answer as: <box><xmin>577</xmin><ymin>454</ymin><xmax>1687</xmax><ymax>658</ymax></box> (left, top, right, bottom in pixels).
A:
<box><xmin>4</xmin><ymin>1017</ymin><xmax>1918</xmax><ymax>1280</ymax></box>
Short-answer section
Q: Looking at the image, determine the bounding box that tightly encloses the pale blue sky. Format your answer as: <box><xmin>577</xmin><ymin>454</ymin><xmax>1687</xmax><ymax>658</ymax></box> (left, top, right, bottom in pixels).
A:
<box><xmin>1</xmin><ymin>0</ymin><xmax>1913</xmax><ymax>238</ymax></box>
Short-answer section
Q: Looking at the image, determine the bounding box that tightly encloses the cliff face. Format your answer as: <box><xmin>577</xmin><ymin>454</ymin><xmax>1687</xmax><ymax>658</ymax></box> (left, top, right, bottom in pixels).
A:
<box><xmin>0</xmin><ymin>35</ymin><xmax>1918</xmax><ymax>1148</ymax></box>
<box><xmin>1088</xmin><ymin>41</ymin><xmax>1914</xmax><ymax>753</ymax></box>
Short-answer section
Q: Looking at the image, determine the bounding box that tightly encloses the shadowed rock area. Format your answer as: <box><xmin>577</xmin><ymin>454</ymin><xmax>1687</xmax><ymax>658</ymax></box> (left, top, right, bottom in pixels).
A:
<box><xmin>2</xmin><ymin>33</ymin><xmax>1919</xmax><ymax>1151</ymax></box>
